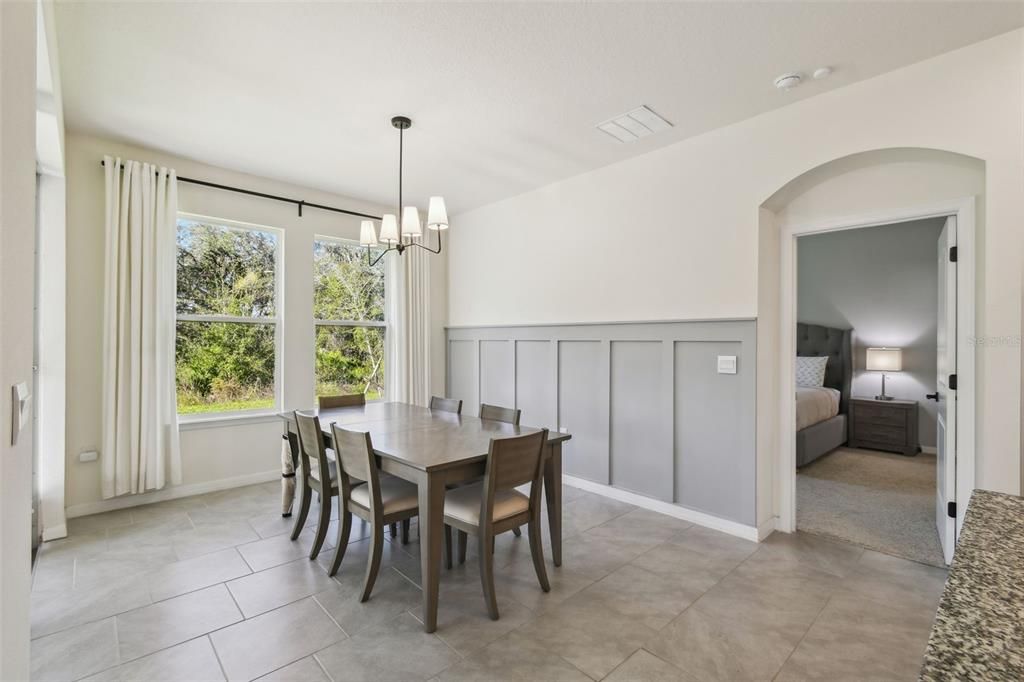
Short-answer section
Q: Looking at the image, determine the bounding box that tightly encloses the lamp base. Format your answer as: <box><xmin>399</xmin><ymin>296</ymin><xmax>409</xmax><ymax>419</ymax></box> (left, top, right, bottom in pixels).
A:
<box><xmin>875</xmin><ymin>394</ymin><xmax>895</xmax><ymax>401</ymax></box>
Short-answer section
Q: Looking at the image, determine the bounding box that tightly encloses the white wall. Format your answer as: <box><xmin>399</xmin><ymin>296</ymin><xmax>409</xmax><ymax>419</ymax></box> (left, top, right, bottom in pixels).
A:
<box><xmin>449</xmin><ymin>31</ymin><xmax>1024</xmax><ymax>511</ymax></box>
<box><xmin>0</xmin><ymin>1</ymin><xmax>37</xmax><ymax>678</ymax></box>
<box><xmin>798</xmin><ymin>218</ymin><xmax>945</xmax><ymax>448</ymax></box>
<box><xmin>65</xmin><ymin>133</ymin><xmax>448</xmax><ymax>515</ymax></box>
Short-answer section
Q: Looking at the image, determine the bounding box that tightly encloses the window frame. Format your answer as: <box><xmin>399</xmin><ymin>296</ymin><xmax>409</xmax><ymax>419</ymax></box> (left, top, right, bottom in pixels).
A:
<box><xmin>312</xmin><ymin>234</ymin><xmax>387</xmax><ymax>402</ymax></box>
<box><xmin>175</xmin><ymin>212</ymin><xmax>284</xmax><ymax>422</ymax></box>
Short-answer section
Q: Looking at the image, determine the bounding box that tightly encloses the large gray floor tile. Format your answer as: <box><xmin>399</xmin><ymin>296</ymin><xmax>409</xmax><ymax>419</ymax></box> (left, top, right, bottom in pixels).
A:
<box><xmin>587</xmin><ymin>508</ymin><xmax>693</xmax><ymax>544</ymax></box>
<box><xmin>147</xmin><ymin>547</ymin><xmax>252</xmax><ymax>602</ymax></box>
<box><xmin>555</xmin><ymin>531</ymin><xmax>655</xmax><ymax>581</ymax></box>
<box><xmin>73</xmin><ymin>545</ymin><xmax>180</xmax><ymax>590</ymax></box>
<box><xmin>314</xmin><ymin>566</ymin><xmax>421</xmax><ymax>636</ymax></box>
<box><xmin>104</xmin><ymin>513</ymin><xmax>194</xmax><ymax>553</ymax></box>
<box><xmin>31</xmin><ymin>576</ymin><xmax>152</xmax><ymax>639</ymax></box>
<box><xmin>227</xmin><ymin>557</ymin><xmax>337</xmax><ymax>618</ymax></box>
<box><xmin>172</xmin><ymin>521</ymin><xmax>260</xmax><ymax>561</ymax></box>
<box><xmin>236</xmin><ymin>528</ymin><xmax>333</xmax><ymax>572</ymax></box>
<box><xmin>604</xmin><ymin>649</ymin><xmax>693</xmax><ymax>682</ymax></box>
<box><xmin>30</xmin><ymin>617</ymin><xmax>119</xmax><ymax>682</ymax></box>
<box><xmin>630</xmin><ymin>532</ymin><xmax>754</xmax><ymax>594</ymax></box>
<box><xmin>67</xmin><ymin>509</ymin><xmax>134</xmax><ymax>535</ymax></box>
<box><xmin>254</xmin><ymin>656</ymin><xmax>330</xmax><ymax>682</ymax></box>
<box><xmin>116</xmin><ymin>584</ymin><xmax>243</xmax><ymax>661</ymax></box>
<box><xmin>570</xmin><ymin>563</ymin><xmax>702</xmax><ymax>631</ymax></box>
<box><xmin>755</xmin><ymin>530</ymin><xmax>864</xmax><ymax>578</ymax></box>
<box><xmin>409</xmin><ymin>582</ymin><xmax>532</xmax><ymax>656</ymax></box>
<box><xmin>493</xmin><ymin>555</ymin><xmax>593</xmax><ymax>613</ymax></box>
<box><xmin>837</xmin><ymin>549</ymin><xmax>948</xmax><ymax>611</ymax></box>
<box><xmin>211</xmin><ymin>597</ymin><xmax>346</xmax><ymax>682</ymax></box>
<box><xmin>775</xmin><ymin>594</ymin><xmax>936</xmax><ymax>681</ymax></box>
<box><xmin>318</xmin><ymin>535</ymin><xmax>423</xmax><ymax>588</ymax></box>
<box><xmin>35</xmin><ymin>531</ymin><xmax>109</xmax><ymax>566</ymax></box>
<box><xmin>82</xmin><ymin>636</ymin><xmax>225</xmax><ymax>682</ymax></box>
<box><xmin>438</xmin><ymin>631</ymin><xmax>590</xmax><ymax>682</ymax></box>
<box><xmin>514</xmin><ymin>590</ymin><xmax>658</xmax><ymax>679</ymax></box>
<box><xmin>561</xmin><ymin>496</ymin><xmax>636</xmax><ymax>537</ymax></box>
<box><xmin>314</xmin><ymin>612</ymin><xmax>459</xmax><ymax>682</ymax></box>
<box><xmin>129</xmin><ymin>495</ymin><xmax>208</xmax><ymax>523</ymax></box>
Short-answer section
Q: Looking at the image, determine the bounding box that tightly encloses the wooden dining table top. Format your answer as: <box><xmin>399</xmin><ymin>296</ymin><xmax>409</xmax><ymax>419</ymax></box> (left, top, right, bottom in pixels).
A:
<box><xmin>279</xmin><ymin>401</ymin><xmax>571</xmax><ymax>472</ymax></box>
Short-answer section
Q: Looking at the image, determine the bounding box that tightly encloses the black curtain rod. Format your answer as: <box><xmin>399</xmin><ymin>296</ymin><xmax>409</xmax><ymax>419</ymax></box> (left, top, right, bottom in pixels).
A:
<box><xmin>100</xmin><ymin>159</ymin><xmax>382</xmax><ymax>221</ymax></box>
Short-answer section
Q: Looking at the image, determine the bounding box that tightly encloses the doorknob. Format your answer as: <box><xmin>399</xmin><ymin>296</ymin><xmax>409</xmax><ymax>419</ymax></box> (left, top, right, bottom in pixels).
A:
<box><xmin>926</xmin><ymin>392</ymin><xmax>939</xmax><ymax>402</ymax></box>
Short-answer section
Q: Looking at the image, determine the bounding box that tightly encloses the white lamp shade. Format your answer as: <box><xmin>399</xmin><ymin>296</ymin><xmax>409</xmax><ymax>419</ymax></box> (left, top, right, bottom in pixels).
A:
<box><xmin>359</xmin><ymin>220</ymin><xmax>378</xmax><ymax>246</ymax></box>
<box><xmin>379</xmin><ymin>214</ymin><xmax>399</xmax><ymax>244</ymax></box>
<box><xmin>866</xmin><ymin>347</ymin><xmax>902</xmax><ymax>372</ymax></box>
<box><xmin>402</xmin><ymin>206</ymin><xmax>422</xmax><ymax>238</ymax></box>
<box><xmin>427</xmin><ymin>196</ymin><xmax>449</xmax><ymax>230</ymax></box>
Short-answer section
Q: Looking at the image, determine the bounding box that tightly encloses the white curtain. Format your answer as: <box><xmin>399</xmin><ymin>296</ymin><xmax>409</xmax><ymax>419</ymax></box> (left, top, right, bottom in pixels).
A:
<box><xmin>385</xmin><ymin>244</ymin><xmax>431</xmax><ymax>406</ymax></box>
<box><xmin>101</xmin><ymin>156</ymin><xmax>182</xmax><ymax>498</ymax></box>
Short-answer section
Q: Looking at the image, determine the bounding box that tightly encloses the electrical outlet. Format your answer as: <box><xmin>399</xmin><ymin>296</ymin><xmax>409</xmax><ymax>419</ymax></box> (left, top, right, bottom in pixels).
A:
<box><xmin>79</xmin><ymin>450</ymin><xmax>98</xmax><ymax>463</ymax></box>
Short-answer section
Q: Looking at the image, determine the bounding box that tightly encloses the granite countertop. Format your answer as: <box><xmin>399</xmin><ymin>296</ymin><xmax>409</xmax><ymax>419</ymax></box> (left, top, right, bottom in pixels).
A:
<box><xmin>920</xmin><ymin>489</ymin><xmax>1024</xmax><ymax>681</ymax></box>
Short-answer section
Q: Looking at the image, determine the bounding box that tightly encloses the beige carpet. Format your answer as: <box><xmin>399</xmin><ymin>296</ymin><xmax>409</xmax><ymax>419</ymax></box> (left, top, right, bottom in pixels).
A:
<box><xmin>797</xmin><ymin>447</ymin><xmax>945</xmax><ymax>567</ymax></box>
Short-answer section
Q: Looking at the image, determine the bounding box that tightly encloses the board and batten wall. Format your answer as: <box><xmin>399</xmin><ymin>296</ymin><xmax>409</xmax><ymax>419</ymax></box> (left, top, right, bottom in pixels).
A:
<box><xmin>447</xmin><ymin>321</ymin><xmax>758</xmax><ymax>531</ymax></box>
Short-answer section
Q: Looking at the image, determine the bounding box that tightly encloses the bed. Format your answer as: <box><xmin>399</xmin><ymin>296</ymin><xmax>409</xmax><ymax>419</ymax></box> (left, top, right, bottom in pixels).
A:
<box><xmin>795</xmin><ymin>323</ymin><xmax>852</xmax><ymax>467</ymax></box>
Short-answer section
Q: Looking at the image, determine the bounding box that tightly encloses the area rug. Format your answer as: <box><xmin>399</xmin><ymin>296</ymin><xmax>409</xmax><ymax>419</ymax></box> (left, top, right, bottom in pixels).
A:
<box><xmin>797</xmin><ymin>447</ymin><xmax>945</xmax><ymax>567</ymax></box>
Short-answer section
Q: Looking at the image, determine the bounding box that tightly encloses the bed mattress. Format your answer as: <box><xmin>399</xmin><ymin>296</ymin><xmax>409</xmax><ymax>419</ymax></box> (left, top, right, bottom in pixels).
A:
<box><xmin>796</xmin><ymin>386</ymin><xmax>840</xmax><ymax>431</ymax></box>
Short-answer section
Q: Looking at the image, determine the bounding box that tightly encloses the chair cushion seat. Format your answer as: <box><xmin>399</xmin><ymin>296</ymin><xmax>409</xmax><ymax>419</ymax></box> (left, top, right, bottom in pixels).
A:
<box><xmin>444</xmin><ymin>483</ymin><xmax>529</xmax><ymax>527</ymax></box>
<box><xmin>350</xmin><ymin>474</ymin><xmax>419</xmax><ymax>515</ymax></box>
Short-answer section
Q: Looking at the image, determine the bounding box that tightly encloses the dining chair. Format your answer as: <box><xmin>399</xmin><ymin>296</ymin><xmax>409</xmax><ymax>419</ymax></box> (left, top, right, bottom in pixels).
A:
<box><xmin>292</xmin><ymin>411</ymin><xmax>340</xmax><ymax>560</ymax></box>
<box><xmin>429</xmin><ymin>395</ymin><xmax>463</xmax><ymax>414</ymax></box>
<box><xmin>318</xmin><ymin>393</ymin><xmax>366</xmax><ymax>409</ymax></box>
<box><xmin>443</xmin><ymin>429</ymin><xmax>550</xmax><ymax>619</ymax></box>
<box><xmin>478</xmin><ymin>402</ymin><xmax>524</xmax><ymax>537</ymax></box>
<box><xmin>329</xmin><ymin>423</ymin><xmax>420</xmax><ymax>601</ymax></box>
<box><xmin>479</xmin><ymin>402</ymin><xmax>521</xmax><ymax>425</ymax></box>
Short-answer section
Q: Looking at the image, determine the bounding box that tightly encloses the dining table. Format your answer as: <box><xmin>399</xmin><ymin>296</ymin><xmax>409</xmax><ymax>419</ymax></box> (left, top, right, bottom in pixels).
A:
<box><xmin>278</xmin><ymin>401</ymin><xmax>572</xmax><ymax>633</ymax></box>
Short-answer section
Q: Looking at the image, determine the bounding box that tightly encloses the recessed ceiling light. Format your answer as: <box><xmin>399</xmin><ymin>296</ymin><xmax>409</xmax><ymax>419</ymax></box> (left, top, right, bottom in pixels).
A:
<box><xmin>813</xmin><ymin>66</ymin><xmax>833</xmax><ymax>80</ymax></box>
<box><xmin>774</xmin><ymin>73</ymin><xmax>803</xmax><ymax>91</ymax></box>
<box><xmin>596</xmin><ymin>105</ymin><xmax>673</xmax><ymax>143</ymax></box>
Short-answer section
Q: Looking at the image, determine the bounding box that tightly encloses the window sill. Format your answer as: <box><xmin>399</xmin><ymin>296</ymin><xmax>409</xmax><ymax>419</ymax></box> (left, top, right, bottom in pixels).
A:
<box><xmin>178</xmin><ymin>411</ymin><xmax>282</xmax><ymax>431</ymax></box>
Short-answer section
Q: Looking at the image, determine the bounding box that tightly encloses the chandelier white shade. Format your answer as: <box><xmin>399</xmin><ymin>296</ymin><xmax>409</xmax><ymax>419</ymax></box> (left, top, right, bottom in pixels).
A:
<box><xmin>378</xmin><ymin>214</ymin><xmax>399</xmax><ymax>245</ymax></box>
<box><xmin>402</xmin><ymin>206</ymin><xmax>422</xmax><ymax>238</ymax></box>
<box><xmin>427</xmin><ymin>196</ymin><xmax>449</xmax><ymax>230</ymax></box>
<box><xmin>359</xmin><ymin>220</ymin><xmax>378</xmax><ymax>247</ymax></box>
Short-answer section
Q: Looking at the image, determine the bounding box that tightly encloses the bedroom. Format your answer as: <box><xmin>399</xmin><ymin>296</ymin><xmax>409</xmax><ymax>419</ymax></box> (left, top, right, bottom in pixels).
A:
<box><xmin>795</xmin><ymin>218</ymin><xmax>948</xmax><ymax>567</ymax></box>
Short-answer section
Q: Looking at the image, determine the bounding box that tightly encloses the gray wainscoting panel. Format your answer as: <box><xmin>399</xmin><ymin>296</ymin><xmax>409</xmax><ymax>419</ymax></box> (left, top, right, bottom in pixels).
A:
<box><xmin>446</xmin><ymin>319</ymin><xmax>756</xmax><ymax>527</ymax></box>
<box><xmin>610</xmin><ymin>341</ymin><xmax>672</xmax><ymax>501</ymax></box>
<box><xmin>515</xmin><ymin>341</ymin><xmax>556</xmax><ymax>430</ymax></box>
<box><xmin>479</xmin><ymin>340</ymin><xmax>514</xmax><ymax>413</ymax></box>
<box><xmin>448</xmin><ymin>340</ymin><xmax>478</xmax><ymax>415</ymax></box>
<box><xmin>675</xmin><ymin>341</ymin><xmax>754</xmax><ymax>524</ymax></box>
<box><xmin>558</xmin><ymin>341</ymin><xmax>610</xmax><ymax>484</ymax></box>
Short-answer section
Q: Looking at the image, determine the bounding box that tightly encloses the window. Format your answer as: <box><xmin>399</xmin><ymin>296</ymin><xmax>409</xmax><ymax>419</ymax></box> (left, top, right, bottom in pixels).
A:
<box><xmin>313</xmin><ymin>238</ymin><xmax>385</xmax><ymax>400</ymax></box>
<box><xmin>175</xmin><ymin>216</ymin><xmax>281</xmax><ymax>416</ymax></box>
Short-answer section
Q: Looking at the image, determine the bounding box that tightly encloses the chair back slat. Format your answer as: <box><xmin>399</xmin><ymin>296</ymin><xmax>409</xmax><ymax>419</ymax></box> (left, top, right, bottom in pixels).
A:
<box><xmin>486</xmin><ymin>429</ymin><xmax>548</xmax><ymax>493</ymax></box>
<box><xmin>429</xmin><ymin>396</ymin><xmax>463</xmax><ymax>414</ymax></box>
<box><xmin>479</xmin><ymin>403</ymin><xmax>521</xmax><ymax>425</ymax></box>
<box><xmin>294</xmin><ymin>411</ymin><xmax>332</xmax><ymax>484</ymax></box>
<box><xmin>319</xmin><ymin>394</ymin><xmax>366</xmax><ymax>409</ymax></box>
<box><xmin>330</xmin><ymin>424</ymin><xmax>382</xmax><ymax>511</ymax></box>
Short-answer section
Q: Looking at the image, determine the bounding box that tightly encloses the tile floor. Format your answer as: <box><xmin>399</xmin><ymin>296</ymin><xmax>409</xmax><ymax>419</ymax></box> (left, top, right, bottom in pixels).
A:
<box><xmin>30</xmin><ymin>481</ymin><xmax>947</xmax><ymax>681</ymax></box>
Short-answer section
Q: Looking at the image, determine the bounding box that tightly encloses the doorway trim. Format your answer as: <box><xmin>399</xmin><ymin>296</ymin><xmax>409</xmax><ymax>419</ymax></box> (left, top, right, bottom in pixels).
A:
<box><xmin>776</xmin><ymin>197</ymin><xmax>976</xmax><ymax>541</ymax></box>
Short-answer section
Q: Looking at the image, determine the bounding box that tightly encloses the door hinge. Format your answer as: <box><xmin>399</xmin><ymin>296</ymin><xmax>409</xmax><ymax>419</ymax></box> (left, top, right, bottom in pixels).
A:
<box><xmin>949</xmin><ymin>246</ymin><xmax>958</xmax><ymax>262</ymax></box>
<box><xmin>949</xmin><ymin>374</ymin><xmax>957</xmax><ymax>390</ymax></box>
<box><xmin>947</xmin><ymin>501</ymin><xmax>957</xmax><ymax>518</ymax></box>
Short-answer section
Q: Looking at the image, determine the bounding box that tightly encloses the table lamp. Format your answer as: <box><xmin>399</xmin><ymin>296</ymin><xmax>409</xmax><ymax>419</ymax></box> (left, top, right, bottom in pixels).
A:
<box><xmin>866</xmin><ymin>347</ymin><xmax>902</xmax><ymax>401</ymax></box>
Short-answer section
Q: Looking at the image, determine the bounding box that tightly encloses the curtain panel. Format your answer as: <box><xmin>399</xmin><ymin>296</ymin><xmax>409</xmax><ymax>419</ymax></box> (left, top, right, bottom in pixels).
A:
<box><xmin>385</xmin><ymin>245</ymin><xmax>431</xmax><ymax>406</ymax></box>
<box><xmin>101</xmin><ymin>156</ymin><xmax>182</xmax><ymax>498</ymax></box>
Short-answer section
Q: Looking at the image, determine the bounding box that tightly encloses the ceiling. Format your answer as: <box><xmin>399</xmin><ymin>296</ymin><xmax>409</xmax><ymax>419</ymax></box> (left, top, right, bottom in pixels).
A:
<box><xmin>55</xmin><ymin>1</ymin><xmax>1024</xmax><ymax>214</ymax></box>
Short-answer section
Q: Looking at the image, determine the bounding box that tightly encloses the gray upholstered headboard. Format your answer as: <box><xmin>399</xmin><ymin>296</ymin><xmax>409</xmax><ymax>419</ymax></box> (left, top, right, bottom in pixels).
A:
<box><xmin>796</xmin><ymin>323</ymin><xmax>853</xmax><ymax>414</ymax></box>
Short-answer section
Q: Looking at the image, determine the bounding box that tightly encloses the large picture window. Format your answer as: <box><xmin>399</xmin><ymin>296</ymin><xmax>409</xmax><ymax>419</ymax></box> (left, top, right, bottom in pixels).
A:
<box><xmin>175</xmin><ymin>216</ymin><xmax>281</xmax><ymax>416</ymax></box>
<box><xmin>314</xmin><ymin>238</ymin><xmax>385</xmax><ymax>400</ymax></box>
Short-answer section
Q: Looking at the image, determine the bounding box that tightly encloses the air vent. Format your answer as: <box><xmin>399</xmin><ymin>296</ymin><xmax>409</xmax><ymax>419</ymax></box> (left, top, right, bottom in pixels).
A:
<box><xmin>596</xmin><ymin>105</ymin><xmax>673</xmax><ymax>143</ymax></box>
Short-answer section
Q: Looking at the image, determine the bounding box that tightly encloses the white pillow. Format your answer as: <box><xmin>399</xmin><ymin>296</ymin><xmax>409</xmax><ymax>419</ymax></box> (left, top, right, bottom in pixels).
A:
<box><xmin>796</xmin><ymin>356</ymin><xmax>829</xmax><ymax>388</ymax></box>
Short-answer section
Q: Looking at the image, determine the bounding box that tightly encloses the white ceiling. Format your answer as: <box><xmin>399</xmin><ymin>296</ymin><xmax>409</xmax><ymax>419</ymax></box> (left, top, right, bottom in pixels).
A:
<box><xmin>55</xmin><ymin>1</ymin><xmax>1024</xmax><ymax>214</ymax></box>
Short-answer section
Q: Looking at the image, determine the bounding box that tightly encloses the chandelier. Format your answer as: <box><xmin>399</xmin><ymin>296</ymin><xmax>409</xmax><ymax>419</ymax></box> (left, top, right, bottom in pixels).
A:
<box><xmin>360</xmin><ymin>116</ymin><xmax>448</xmax><ymax>266</ymax></box>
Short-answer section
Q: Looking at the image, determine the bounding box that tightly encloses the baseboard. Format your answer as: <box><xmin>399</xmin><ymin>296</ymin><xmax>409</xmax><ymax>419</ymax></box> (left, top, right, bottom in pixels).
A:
<box><xmin>757</xmin><ymin>516</ymin><xmax>778</xmax><ymax>541</ymax></box>
<box><xmin>41</xmin><ymin>523</ymin><xmax>67</xmax><ymax>542</ymax></box>
<box><xmin>562</xmin><ymin>474</ymin><xmax>762</xmax><ymax>542</ymax></box>
<box><xmin>920</xmin><ymin>445</ymin><xmax>937</xmax><ymax>455</ymax></box>
<box><xmin>65</xmin><ymin>469</ymin><xmax>280</xmax><ymax>519</ymax></box>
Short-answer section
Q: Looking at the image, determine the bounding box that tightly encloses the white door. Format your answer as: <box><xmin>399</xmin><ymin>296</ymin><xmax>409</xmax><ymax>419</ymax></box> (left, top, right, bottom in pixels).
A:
<box><xmin>935</xmin><ymin>216</ymin><xmax>957</xmax><ymax>565</ymax></box>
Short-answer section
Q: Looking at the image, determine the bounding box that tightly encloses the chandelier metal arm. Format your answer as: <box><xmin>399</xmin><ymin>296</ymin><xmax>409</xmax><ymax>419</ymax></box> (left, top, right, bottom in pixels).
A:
<box><xmin>365</xmin><ymin>227</ymin><xmax>442</xmax><ymax>267</ymax></box>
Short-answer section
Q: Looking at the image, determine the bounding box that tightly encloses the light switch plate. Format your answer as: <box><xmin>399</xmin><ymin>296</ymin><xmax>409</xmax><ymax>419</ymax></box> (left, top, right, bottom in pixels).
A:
<box><xmin>717</xmin><ymin>355</ymin><xmax>738</xmax><ymax>374</ymax></box>
<box><xmin>79</xmin><ymin>450</ymin><xmax>99</xmax><ymax>463</ymax></box>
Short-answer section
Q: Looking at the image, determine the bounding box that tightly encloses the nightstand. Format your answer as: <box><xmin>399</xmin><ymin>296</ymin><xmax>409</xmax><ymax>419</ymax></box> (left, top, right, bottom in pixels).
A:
<box><xmin>848</xmin><ymin>397</ymin><xmax>920</xmax><ymax>456</ymax></box>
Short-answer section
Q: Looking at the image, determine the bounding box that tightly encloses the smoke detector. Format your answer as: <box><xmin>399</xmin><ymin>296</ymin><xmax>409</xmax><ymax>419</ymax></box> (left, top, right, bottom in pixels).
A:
<box><xmin>774</xmin><ymin>73</ymin><xmax>803</xmax><ymax>92</ymax></box>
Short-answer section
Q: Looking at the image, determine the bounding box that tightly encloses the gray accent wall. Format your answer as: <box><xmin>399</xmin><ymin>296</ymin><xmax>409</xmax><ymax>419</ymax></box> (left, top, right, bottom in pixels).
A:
<box><xmin>446</xmin><ymin>320</ymin><xmax>757</xmax><ymax>526</ymax></box>
<box><xmin>798</xmin><ymin>218</ymin><xmax>944</xmax><ymax>448</ymax></box>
